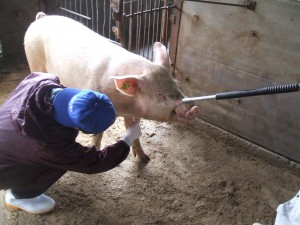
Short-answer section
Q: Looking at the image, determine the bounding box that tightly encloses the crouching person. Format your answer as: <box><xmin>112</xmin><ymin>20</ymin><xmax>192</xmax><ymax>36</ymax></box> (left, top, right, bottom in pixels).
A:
<box><xmin>0</xmin><ymin>72</ymin><xmax>141</xmax><ymax>214</ymax></box>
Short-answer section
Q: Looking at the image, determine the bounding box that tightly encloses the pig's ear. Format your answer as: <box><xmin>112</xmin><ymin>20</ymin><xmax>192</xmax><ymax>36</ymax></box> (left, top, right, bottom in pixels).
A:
<box><xmin>110</xmin><ymin>75</ymin><xmax>142</xmax><ymax>96</ymax></box>
<box><xmin>153</xmin><ymin>42</ymin><xmax>170</xmax><ymax>68</ymax></box>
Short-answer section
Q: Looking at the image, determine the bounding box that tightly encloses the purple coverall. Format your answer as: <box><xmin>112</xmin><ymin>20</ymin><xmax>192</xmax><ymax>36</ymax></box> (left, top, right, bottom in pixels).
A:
<box><xmin>0</xmin><ymin>73</ymin><xmax>130</xmax><ymax>198</ymax></box>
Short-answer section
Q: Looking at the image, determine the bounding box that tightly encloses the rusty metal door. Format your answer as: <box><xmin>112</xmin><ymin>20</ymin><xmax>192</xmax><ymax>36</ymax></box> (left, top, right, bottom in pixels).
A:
<box><xmin>110</xmin><ymin>0</ymin><xmax>178</xmax><ymax>60</ymax></box>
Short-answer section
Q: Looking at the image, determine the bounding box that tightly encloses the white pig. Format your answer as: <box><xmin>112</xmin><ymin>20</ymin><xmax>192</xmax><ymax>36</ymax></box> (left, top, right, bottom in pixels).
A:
<box><xmin>24</xmin><ymin>13</ymin><xmax>199</xmax><ymax>162</ymax></box>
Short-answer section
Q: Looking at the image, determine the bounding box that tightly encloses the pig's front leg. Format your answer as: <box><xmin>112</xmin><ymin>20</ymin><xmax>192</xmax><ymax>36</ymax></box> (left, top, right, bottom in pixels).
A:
<box><xmin>92</xmin><ymin>132</ymin><xmax>104</xmax><ymax>148</ymax></box>
<box><xmin>124</xmin><ymin>117</ymin><xmax>150</xmax><ymax>163</ymax></box>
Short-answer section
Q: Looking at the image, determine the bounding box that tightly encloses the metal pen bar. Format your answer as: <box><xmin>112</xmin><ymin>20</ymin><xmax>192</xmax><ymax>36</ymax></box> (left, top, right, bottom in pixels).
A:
<box><xmin>186</xmin><ymin>0</ymin><xmax>256</xmax><ymax>10</ymax></box>
<box><xmin>124</xmin><ymin>5</ymin><xmax>175</xmax><ymax>17</ymax></box>
<box><xmin>59</xmin><ymin>6</ymin><xmax>91</xmax><ymax>20</ymax></box>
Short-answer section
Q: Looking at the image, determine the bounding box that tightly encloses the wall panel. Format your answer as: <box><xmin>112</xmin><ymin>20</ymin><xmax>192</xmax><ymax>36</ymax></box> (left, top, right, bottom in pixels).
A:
<box><xmin>174</xmin><ymin>0</ymin><xmax>300</xmax><ymax>161</ymax></box>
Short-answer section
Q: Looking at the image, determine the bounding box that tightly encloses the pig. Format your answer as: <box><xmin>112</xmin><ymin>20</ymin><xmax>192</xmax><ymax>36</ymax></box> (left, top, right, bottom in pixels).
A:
<box><xmin>24</xmin><ymin>13</ymin><xmax>199</xmax><ymax>163</ymax></box>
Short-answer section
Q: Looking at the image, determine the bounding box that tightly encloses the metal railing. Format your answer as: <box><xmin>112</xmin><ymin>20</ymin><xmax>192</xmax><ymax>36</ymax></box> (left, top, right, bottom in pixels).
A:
<box><xmin>58</xmin><ymin>0</ymin><xmax>175</xmax><ymax>60</ymax></box>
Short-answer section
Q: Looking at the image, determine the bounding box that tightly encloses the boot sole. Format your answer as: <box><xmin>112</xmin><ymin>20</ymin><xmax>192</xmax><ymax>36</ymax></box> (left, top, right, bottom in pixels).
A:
<box><xmin>5</xmin><ymin>202</ymin><xmax>19</xmax><ymax>210</ymax></box>
<box><xmin>5</xmin><ymin>202</ymin><xmax>54</xmax><ymax>214</ymax></box>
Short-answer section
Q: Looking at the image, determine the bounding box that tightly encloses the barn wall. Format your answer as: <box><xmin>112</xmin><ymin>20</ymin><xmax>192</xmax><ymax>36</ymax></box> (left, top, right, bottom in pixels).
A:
<box><xmin>0</xmin><ymin>0</ymin><xmax>58</xmax><ymax>59</ymax></box>
<box><xmin>174</xmin><ymin>0</ymin><xmax>300</xmax><ymax>162</ymax></box>
<box><xmin>1</xmin><ymin>0</ymin><xmax>299</xmax><ymax>162</ymax></box>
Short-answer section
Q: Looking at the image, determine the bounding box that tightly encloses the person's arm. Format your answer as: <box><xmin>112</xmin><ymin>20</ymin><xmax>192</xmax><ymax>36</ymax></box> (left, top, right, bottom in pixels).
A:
<box><xmin>36</xmin><ymin>121</ymin><xmax>142</xmax><ymax>174</ymax></box>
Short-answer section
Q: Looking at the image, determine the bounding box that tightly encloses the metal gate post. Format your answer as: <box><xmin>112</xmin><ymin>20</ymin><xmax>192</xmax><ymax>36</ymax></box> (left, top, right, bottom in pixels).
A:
<box><xmin>111</xmin><ymin>0</ymin><xmax>125</xmax><ymax>47</ymax></box>
<box><xmin>169</xmin><ymin>0</ymin><xmax>183</xmax><ymax>74</ymax></box>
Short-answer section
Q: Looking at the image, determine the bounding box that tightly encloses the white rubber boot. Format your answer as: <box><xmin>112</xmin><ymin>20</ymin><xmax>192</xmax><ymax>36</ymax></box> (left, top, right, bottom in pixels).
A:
<box><xmin>5</xmin><ymin>190</ymin><xmax>55</xmax><ymax>214</ymax></box>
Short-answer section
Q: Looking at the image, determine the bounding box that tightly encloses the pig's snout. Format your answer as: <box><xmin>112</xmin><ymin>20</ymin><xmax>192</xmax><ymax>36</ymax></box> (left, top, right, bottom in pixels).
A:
<box><xmin>185</xmin><ymin>106</ymin><xmax>199</xmax><ymax>120</ymax></box>
<box><xmin>174</xmin><ymin>102</ymin><xmax>199</xmax><ymax>122</ymax></box>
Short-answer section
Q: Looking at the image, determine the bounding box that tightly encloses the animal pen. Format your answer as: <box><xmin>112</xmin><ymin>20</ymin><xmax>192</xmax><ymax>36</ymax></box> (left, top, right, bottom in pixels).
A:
<box><xmin>0</xmin><ymin>0</ymin><xmax>300</xmax><ymax>224</ymax></box>
<box><xmin>57</xmin><ymin>0</ymin><xmax>176</xmax><ymax>62</ymax></box>
<box><xmin>56</xmin><ymin>0</ymin><xmax>300</xmax><ymax>163</ymax></box>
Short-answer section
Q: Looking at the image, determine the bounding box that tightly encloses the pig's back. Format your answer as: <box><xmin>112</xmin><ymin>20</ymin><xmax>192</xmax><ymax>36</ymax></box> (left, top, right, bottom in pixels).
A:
<box><xmin>24</xmin><ymin>15</ymin><xmax>132</xmax><ymax>89</ymax></box>
<box><xmin>26</xmin><ymin>15</ymin><xmax>114</xmax><ymax>49</ymax></box>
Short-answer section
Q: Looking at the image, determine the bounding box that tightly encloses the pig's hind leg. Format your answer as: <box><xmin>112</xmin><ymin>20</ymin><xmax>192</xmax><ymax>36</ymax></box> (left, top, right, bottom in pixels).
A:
<box><xmin>124</xmin><ymin>117</ymin><xmax>150</xmax><ymax>163</ymax></box>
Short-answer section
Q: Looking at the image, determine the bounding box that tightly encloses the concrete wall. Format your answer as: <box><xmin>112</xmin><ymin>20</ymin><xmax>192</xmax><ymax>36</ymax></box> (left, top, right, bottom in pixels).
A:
<box><xmin>0</xmin><ymin>0</ymin><xmax>58</xmax><ymax>59</ymax></box>
<box><xmin>0</xmin><ymin>0</ymin><xmax>35</xmax><ymax>58</ymax></box>
<box><xmin>174</xmin><ymin>0</ymin><xmax>300</xmax><ymax>162</ymax></box>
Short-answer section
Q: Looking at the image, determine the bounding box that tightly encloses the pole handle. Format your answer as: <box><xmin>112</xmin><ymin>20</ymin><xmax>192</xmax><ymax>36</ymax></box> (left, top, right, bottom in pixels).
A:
<box><xmin>216</xmin><ymin>83</ymin><xmax>299</xmax><ymax>100</ymax></box>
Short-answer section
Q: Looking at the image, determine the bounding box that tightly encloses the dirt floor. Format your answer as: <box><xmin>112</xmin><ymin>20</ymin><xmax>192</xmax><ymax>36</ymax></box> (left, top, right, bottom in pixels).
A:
<box><xmin>0</xmin><ymin>58</ymin><xmax>300</xmax><ymax>225</ymax></box>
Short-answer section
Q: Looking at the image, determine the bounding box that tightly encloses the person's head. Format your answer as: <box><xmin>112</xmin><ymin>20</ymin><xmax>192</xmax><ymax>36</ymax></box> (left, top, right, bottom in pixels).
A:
<box><xmin>53</xmin><ymin>88</ymin><xmax>116</xmax><ymax>134</ymax></box>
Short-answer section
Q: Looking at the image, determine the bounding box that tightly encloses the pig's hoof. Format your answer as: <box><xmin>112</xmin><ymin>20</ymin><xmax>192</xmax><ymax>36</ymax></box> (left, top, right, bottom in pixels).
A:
<box><xmin>132</xmin><ymin>147</ymin><xmax>150</xmax><ymax>163</ymax></box>
<box><xmin>139</xmin><ymin>154</ymin><xmax>151</xmax><ymax>163</ymax></box>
